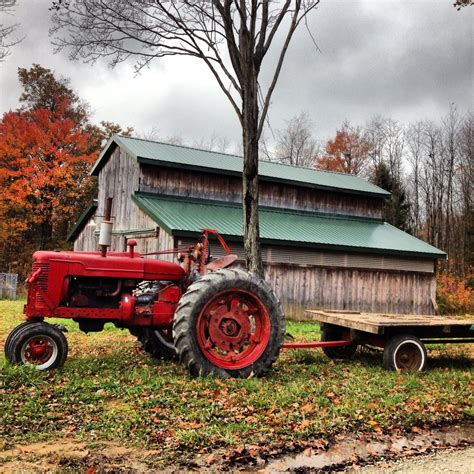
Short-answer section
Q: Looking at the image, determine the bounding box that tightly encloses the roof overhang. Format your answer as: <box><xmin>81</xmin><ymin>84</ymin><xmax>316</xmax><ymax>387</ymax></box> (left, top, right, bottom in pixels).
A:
<box><xmin>132</xmin><ymin>192</ymin><xmax>446</xmax><ymax>260</ymax></box>
<box><xmin>67</xmin><ymin>201</ymin><xmax>98</xmax><ymax>242</ymax></box>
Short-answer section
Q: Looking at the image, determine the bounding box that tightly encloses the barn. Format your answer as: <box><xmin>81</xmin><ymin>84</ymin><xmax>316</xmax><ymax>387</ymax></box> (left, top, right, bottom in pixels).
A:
<box><xmin>68</xmin><ymin>135</ymin><xmax>445</xmax><ymax>318</ymax></box>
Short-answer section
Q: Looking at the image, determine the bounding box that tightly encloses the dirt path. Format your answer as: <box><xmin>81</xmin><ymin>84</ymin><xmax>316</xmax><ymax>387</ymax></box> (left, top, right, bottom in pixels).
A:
<box><xmin>357</xmin><ymin>446</ymin><xmax>474</xmax><ymax>473</ymax></box>
<box><xmin>264</xmin><ymin>423</ymin><xmax>473</xmax><ymax>473</ymax></box>
<box><xmin>0</xmin><ymin>441</ymin><xmax>165</xmax><ymax>473</ymax></box>
<box><xmin>1</xmin><ymin>423</ymin><xmax>472</xmax><ymax>472</ymax></box>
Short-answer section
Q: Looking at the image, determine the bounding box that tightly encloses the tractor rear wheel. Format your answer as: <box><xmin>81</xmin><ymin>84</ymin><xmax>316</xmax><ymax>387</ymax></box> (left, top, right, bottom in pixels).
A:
<box><xmin>8</xmin><ymin>322</ymin><xmax>68</xmax><ymax>370</ymax></box>
<box><xmin>173</xmin><ymin>268</ymin><xmax>285</xmax><ymax>378</ymax></box>
<box><xmin>136</xmin><ymin>328</ymin><xmax>176</xmax><ymax>360</ymax></box>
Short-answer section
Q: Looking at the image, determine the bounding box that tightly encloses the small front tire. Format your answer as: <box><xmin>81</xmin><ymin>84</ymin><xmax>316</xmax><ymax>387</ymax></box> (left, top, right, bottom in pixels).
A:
<box><xmin>8</xmin><ymin>322</ymin><xmax>68</xmax><ymax>370</ymax></box>
<box><xmin>383</xmin><ymin>334</ymin><xmax>427</xmax><ymax>372</ymax></box>
<box><xmin>4</xmin><ymin>321</ymin><xmax>36</xmax><ymax>361</ymax></box>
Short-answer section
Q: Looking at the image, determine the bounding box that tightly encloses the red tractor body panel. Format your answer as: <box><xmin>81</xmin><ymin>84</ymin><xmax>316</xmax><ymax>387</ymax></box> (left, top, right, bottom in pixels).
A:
<box><xmin>32</xmin><ymin>250</ymin><xmax>186</xmax><ymax>280</ymax></box>
<box><xmin>25</xmin><ymin>250</ymin><xmax>185</xmax><ymax>328</ymax></box>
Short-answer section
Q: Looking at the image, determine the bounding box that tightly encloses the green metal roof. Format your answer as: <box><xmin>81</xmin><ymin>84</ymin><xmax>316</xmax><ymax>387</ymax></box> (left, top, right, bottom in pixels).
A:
<box><xmin>132</xmin><ymin>193</ymin><xmax>445</xmax><ymax>258</ymax></box>
<box><xmin>92</xmin><ymin>135</ymin><xmax>390</xmax><ymax>198</ymax></box>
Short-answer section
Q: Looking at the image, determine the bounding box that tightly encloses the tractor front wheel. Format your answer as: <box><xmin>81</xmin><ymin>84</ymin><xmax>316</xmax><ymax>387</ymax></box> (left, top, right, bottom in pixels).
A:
<box><xmin>7</xmin><ymin>322</ymin><xmax>68</xmax><ymax>370</ymax></box>
<box><xmin>4</xmin><ymin>321</ymin><xmax>36</xmax><ymax>360</ymax></box>
<box><xmin>136</xmin><ymin>328</ymin><xmax>176</xmax><ymax>360</ymax></box>
<box><xmin>173</xmin><ymin>268</ymin><xmax>285</xmax><ymax>378</ymax></box>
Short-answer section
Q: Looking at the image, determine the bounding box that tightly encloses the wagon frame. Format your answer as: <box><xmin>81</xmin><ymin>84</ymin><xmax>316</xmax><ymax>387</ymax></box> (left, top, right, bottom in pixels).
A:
<box><xmin>282</xmin><ymin>310</ymin><xmax>474</xmax><ymax>371</ymax></box>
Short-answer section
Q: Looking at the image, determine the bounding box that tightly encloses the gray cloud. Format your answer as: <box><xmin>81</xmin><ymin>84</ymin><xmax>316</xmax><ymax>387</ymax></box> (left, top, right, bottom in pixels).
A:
<box><xmin>0</xmin><ymin>0</ymin><xmax>472</xmax><ymax>148</ymax></box>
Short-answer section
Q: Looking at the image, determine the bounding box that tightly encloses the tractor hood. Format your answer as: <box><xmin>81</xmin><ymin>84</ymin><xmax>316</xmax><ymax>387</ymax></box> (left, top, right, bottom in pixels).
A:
<box><xmin>32</xmin><ymin>250</ymin><xmax>186</xmax><ymax>281</ymax></box>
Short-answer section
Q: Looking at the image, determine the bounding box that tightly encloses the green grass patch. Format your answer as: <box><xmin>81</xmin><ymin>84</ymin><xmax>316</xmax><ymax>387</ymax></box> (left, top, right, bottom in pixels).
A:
<box><xmin>1</xmin><ymin>300</ymin><xmax>472</xmax><ymax>464</ymax></box>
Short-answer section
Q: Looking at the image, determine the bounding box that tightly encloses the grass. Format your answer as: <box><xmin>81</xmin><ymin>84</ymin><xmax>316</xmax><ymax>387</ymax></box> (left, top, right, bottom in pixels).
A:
<box><xmin>1</xmin><ymin>299</ymin><xmax>473</xmax><ymax>465</ymax></box>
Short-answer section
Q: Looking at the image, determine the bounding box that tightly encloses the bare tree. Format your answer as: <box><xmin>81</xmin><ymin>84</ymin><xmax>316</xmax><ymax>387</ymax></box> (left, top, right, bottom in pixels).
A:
<box><xmin>381</xmin><ymin>118</ymin><xmax>404</xmax><ymax>182</ymax></box>
<box><xmin>406</xmin><ymin>121</ymin><xmax>424</xmax><ymax>235</ymax></box>
<box><xmin>458</xmin><ymin>112</ymin><xmax>473</xmax><ymax>270</ymax></box>
<box><xmin>51</xmin><ymin>0</ymin><xmax>320</xmax><ymax>275</ymax></box>
<box><xmin>365</xmin><ymin>115</ymin><xmax>386</xmax><ymax>170</ymax></box>
<box><xmin>420</xmin><ymin>120</ymin><xmax>446</xmax><ymax>249</ymax></box>
<box><xmin>274</xmin><ymin>112</ymin><xmax>319</xmax><ymax>167</ymax></box>
<box><xmin>440</xmin><ymin>105</ymin><xmax>461</xmax><ymax>258</ymax></box>
<box><xmin>0</xmin><ymin>0</ymin><xmax>22</xmax><ymax>62</ymax></box>
<box><xmin>193</xmin><ymin>132</ymin><xmax>232</xmax><ymax>154</ymax></box>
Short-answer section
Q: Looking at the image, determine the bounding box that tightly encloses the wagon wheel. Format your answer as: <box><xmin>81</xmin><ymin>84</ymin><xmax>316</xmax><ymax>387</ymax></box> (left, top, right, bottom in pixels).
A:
<box><xmin>320</xmin><ymin>323</ymin><xmax>358</xmax><ymax>359</ymax></box>
<box><xmin>135</xmin><ymin>327</ymin><xmax>177</xmax><ymax>360</ymax></box>
<box><xmin>383</xmin><ymin>334</ymin><xmax>427</xmax><ymax>372</ymax></box>
<box><xmin>173</xmin><ymin>268</ymin><xmax>285</xmax><ymax>378</ymax></box>
<box><xmin>7</xmin><ymin>322</ymin><xmax>68</xmax><ymax>370</ymax></box>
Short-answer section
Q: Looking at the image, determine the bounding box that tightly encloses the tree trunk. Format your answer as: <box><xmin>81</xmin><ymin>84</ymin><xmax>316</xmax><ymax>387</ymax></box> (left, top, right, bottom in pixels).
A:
<box><xmin>241</xmin><ymin>77</ymin><xmax>264</xmax><ymax>277</ymax></box>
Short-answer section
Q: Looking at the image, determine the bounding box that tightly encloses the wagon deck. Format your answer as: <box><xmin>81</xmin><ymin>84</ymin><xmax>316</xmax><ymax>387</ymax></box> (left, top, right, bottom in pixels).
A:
<box><xmin>296</xmin><ymin>310</ymin><xmax>474</xmax><ymax>371</ymax></box>
<box><xmin>305</xmin><ymin>310</ymin><xmax>474</xmax><ymax>336</ymax></box>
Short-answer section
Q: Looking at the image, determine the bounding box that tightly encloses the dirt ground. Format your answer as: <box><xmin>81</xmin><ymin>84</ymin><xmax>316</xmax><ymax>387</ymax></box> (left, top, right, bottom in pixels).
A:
<box><xmin>357</xmin><ymin>446</ymin><xmax>474</xmax><ymax>473</ymax></box>
<box><xmin>1</xmin><ymin>423</ymin><xmax>472</xmax><ymax>473</ymax></box>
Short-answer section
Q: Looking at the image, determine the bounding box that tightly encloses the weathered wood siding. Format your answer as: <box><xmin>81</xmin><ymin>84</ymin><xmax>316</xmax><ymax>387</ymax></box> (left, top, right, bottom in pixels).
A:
<box><xmin>176</xmin><ymin>237</ymin><xmax>435</xmax><ymax>274</ymax></box>
<box><xmin>176</xmin><ymin>236</ymin><xmax>436</xmax><ymax>316</ymax></box>
<box><xmin>74</xmin><ymin>147</ymin><xmax>174</xmax><ymax>259</ymax></box>
<box><xmin>97</xmin><ymin>147</ymin><xmax>140</xmax><ymax>229</ymax></box>
<box><xmin>73</xmin><ymin>212</ymin><xmax>174</xmax><ymax>261</ymax></box>
<box><xmin>265</xmin><ymin>264</ymin><xmax>436</xmax><ymax>318</ymax></box>
<box><xmin>139</xmin><ymin>165</ymin><xmax>383</xmax><ymax>218</ymax></box>
<box><xmin>73</xmin><ymin>216</ymin><xmax>97</xmax><ymax>251</ymax></box>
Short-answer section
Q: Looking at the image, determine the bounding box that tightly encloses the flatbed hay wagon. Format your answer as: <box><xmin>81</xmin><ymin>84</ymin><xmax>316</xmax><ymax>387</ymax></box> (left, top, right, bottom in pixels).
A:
<box><xmin>296</xmin><ymin>310</ymin><xmax>474</xmax><ymax>371</ymax></box>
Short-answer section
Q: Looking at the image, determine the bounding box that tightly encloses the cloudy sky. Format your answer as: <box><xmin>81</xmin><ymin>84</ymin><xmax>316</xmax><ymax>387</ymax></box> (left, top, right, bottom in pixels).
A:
<box><xmin>0</xmin><ymin>1</ymin><xmax>472</xmax><ymax>151</ymax></box>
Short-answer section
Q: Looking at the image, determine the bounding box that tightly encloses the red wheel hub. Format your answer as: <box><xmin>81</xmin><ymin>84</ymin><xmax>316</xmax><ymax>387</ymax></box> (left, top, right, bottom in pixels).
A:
<box><xmin>23</xmin><ymin>336</ymin><xmax>54</xmax><ymax>364</ymax></box>
<box><xmin>197</xmin><ymin>289</ymin><xmax>271</xmax><ymax>369</ymax></box>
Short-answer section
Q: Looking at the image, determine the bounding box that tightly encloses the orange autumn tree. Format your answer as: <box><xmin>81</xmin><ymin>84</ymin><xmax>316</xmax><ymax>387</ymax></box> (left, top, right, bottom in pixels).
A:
<box><xmin>0</xmin><ymin>65</ymin><xmax>133</xmax><ymax>277</ymax></box>
<box><xmin>317</xmin><ymin>121</ymin><xmax>371</xmax><ymax>175</ymax></box>
<box><xmin>0</xmin><ymin>100</ymin><xmax>96</xmax><ymax>274</ymax></box>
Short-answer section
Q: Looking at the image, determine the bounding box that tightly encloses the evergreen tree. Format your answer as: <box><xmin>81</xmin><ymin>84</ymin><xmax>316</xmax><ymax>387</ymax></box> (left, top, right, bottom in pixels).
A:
<box><xmin>372</xmin><ymin>162</ymin><xmax>412</xmax><ymax>233</ymax></box>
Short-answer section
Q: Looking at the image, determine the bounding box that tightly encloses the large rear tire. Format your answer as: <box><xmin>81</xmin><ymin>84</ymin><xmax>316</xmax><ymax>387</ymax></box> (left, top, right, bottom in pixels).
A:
<box><xmin>173</xmin><ymin>268</ymin><xmax>285</xmax><ymax>378</ymax></box>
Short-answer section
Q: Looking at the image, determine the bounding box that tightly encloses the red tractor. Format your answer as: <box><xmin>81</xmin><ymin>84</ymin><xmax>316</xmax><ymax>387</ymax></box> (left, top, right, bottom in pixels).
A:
<box><xmin>4</xmin><ymin>226</ymin><xmax>285</xmax><ymax>378</ymax></box>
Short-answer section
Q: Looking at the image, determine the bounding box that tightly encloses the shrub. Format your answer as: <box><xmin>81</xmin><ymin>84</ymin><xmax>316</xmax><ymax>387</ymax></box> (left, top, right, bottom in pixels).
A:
<box><xmin>436</xmin><ymin>269</ymin><xmax>474</xmax><ymax>315</ymax></box>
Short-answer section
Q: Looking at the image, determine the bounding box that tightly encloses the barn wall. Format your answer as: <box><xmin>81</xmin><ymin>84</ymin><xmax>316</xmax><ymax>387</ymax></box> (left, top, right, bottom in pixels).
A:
<box><xmin>139</xmin><ymin>165</ymin><xmax>383</xmax><ymax>218</ymax></box>
<box><xmin>73</xmin><ymin>215</ymin><xmax>97</xmax><ymax>251</ymax></box>
<box><xmin>97</xmin><ymin>147</ymin><xmax>140</xmax><ymax>230</ymax></box>
<box><xmin>176</xmin><ymin>237</ymin><xmax>435</xmax><ymax>274</ymax></box>
<box><xmin>175</xmin><ymin>236</ymin><xmax>436</xmax><ymax>315</ymax></box>
<box><xmin>75</xmin><ymin>147</ymin><xmax>174</xmax><ymax>257</ymax></box>
<box><xmin>73</xmin><ymin>210</ymin><xmax>174</xmax><ymax>261</ymax></box>
<box><xmin>265</xmin><ymin>264</ymin><xmax>436</xmax><ymax>318</ymax></box>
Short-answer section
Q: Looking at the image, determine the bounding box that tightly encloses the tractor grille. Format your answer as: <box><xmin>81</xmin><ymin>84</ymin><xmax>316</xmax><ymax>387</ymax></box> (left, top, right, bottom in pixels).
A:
<box><xmin>31</xmin><ymin>263</ymin><xmax>49</xmax><ymax>303</ymax></box>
